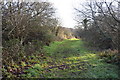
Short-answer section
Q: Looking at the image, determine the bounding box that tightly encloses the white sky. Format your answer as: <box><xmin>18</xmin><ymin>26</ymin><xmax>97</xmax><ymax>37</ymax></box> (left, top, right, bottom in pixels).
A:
<box><xmin>4</xmin><ymin>0</ymin><xmax>117</xmax><ymax>28</ymax></box>
<box><xmin>48</xmin><ymin>0</ymin><xmax>83</xmax><ymax>28</ymax></box>
<box><xmin>7</xmin><ymin>0</ymin><xmax>116</xmax><ymax>28</ymax></box>
<box><xmin>47</xmin><ymin>0</ymin><xmax>117</xmax><ymax>28</ymax></box>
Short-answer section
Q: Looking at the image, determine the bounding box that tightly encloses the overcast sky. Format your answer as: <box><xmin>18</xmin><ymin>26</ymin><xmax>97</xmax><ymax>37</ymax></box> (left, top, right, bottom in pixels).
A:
<box><xmin>4</xmin><ymin>0</ymin><xmax>117</xmax><ymax>28</ymax></box>
<box><xmin>47</xmin><ymin>0</ymin><xmax>117</xmax><ymax>28</ymax></box>
<box><xmin>48</xmin><ymin>0</ymin><xmax>83</xmax><ymax>28</ymax></box>
<box><xmin>7</xmin><ymin>0</ymin><xmax>116</xmax><ymax>28</ymax></box>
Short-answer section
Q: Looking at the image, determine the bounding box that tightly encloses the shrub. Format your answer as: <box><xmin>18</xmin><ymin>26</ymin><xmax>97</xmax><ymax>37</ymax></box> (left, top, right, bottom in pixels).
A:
<box><xmin>2</xmin><ymin>39</ymin><xmax>25</xmax><ymax>65</ymax></box>
<box><xmin>98</xmin><ymin>49</ymin><xmax>119</xmax><ymax>64</ymax></box>
<box><xmin>2</xmin><ymin>38</ymin><xmax>47</xmax><ymax>77</ymax></box>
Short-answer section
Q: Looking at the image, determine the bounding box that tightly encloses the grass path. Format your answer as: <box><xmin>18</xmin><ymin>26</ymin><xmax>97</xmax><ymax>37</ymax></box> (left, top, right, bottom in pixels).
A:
<box><xmin>24</xmin><ymin>39</ymin><xmax>119</xmax><ymax>78</ymax></box>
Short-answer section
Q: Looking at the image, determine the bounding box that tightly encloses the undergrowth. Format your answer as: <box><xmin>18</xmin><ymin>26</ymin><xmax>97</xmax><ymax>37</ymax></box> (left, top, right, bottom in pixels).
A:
<box><xmin>2</xmin><ymin>39</ymin><xmax>119</xmax><ymax>78</ymax></box>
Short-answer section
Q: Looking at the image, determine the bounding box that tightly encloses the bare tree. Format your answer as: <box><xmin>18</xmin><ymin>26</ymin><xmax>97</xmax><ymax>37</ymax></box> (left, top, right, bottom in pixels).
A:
<box><xmin>74</xmin><ymin>0</ymin><xmax>119</xmax><ymax>50</ymax></box>
<box><xmin>2</xmin><ymin>1</ymin><xmax>58</xmax><ymax>45</ymax></box>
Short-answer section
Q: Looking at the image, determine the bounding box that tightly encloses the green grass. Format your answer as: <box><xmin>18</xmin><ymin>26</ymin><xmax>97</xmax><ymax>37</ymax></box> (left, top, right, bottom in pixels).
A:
<box><xmin>23</xmin><ymin>39</ymin><xmax>119</xmax><ymax>78</ymax></box>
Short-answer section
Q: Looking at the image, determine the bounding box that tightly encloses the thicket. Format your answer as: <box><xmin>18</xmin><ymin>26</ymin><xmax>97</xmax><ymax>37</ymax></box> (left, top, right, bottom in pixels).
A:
<box><xmin>74</xmin><ymin>1</ymin><xmax>120</xmax><ymax>64</ymax></box>
<box><xmin>1</xmin><ymin>1</ymin><xmax>74</xmax><ymax>77</ymax></box>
